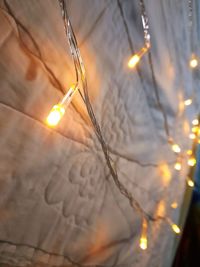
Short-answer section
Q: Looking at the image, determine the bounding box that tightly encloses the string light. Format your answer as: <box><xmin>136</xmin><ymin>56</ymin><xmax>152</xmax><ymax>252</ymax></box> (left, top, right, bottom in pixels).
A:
<box><xmin>184</xmin><ymin>99</ymin><xmax>193</xmax><ymax>106</ymax></box>
<box><xmin>187</xmin><ymin>150</ymin><xmax>193</xmax><ymax>155</ymax></box>
<box><xmin>46</xmin><ymin>84</ymin><xmax>78</xmax><ymax>127</ymax></box>
<box><xmin>189</xmin><ymin>133</ymin><xmax>196</xmax><ymax>139</ymax></box>
<box><xmin>55</xmin><ymin>0</ymin><xmax>190</xmax><ymax>254</ymax></box>
<box><xmin>187</xmin><ymin>157</ymin><xmax>196</xmax><ymax>166</ymax></box>
<box><xmin>171</xmin><ymin>144</ymin><xmax>181</xmax><ymax>153</ymax></box>
<box><xmin>192</xmin><ymin>119</ymin><xmax>199</xmax><ymax>125</ymax></box>
<box><xmin>139</xmin><ymin>217</ymin><xmax>148</xmax><ymax>250</ymax></box>
<box><xmin>171</xmin><ymin>224</ymin><xmax>181</xmax><ymax>234</ymax></box>
<box><xmin>187</xmin><ymin>178</ymin><xmax>194</xmax><ymax>187</ymax></box>
<box><xmin>189</xmin><ymin>56</ymin><xmax>198</xmax><ymax>68</ymax></box>
<box><xmin>171</xmin><ymin>202</ymin><xmax>178</xmax><ymax>209</ymax></box>
<box><xmin>174</xmin><ymin>162</ymin><xmax>181</xmax><ymax>171</ymax></box>
<box><xmin>192</xmin><ymin>126</ymin><xmax>199</xmax><ymax>133</ymax></box>
<box><xmin>166</xmin><ymin>218</ymin><xmax>181</xmax><ymax>234</ymax></box>
<box><xmin>46</xmin><ymin>104</ymin><xmax>65</xmax><ymax>127</ymax></box>
<box><xmin>128</xmin><ymin>47</ymin><xmax>148</xmax><ymax>68</ymax></box>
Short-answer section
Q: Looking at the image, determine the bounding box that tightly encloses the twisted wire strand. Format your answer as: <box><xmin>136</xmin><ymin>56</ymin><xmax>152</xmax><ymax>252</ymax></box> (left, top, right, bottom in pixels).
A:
<box><xmin>57</xmin><ymin>0</ymin><xmax>170</xmax><ymax>225</ymax></box>
<box><xmin>139</xmin><ymin>0</ymin><xmax>171</xmax><ymax>139</ymax></box>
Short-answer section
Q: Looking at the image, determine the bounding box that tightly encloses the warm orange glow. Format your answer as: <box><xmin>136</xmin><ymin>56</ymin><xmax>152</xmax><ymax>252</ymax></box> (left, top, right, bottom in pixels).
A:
<box><xmin>156</xmin><ymin>200</ymin><xmax>166</xmax><ymax>217</ymax></box>
<box><xmin>171</xmin><ymin>202</ymin><xmax>178</xmax><ymax>209</ymax></box>
<box><xmin>187</xmin><ymin>178</ymin><xmax>194</xmax><ymax>187</ymax></box>
<box><xmin>187</xmin><ymin>150</ymin><xmax>193</xmax><ymax>156</ymax></box>
<box><xmin>140</xmin><ymin>237</ymin><xmax>147</xmax><ymax>250</ymax></box>
<box><xmin>190</xmin><ymin>57</ymin><xmax>198</xmax><ymax>68</ymax></box>
<box><xmin>189</xmin><ymin>133</ymin><xmax>196</xmax><ymax>140</ymax></box>
<box><xmin>172</xmin><ymin>144</ymin><xmax>181</xmax><ymax>153</ymax></box>
<box><xmin>192</xmin><ymin>119</ymin><xmax>199</xmax><ymax>126</ymax></box>
<box><xmin>192</xmin><ymin>126</ymin><xmax>199</xmax><ymax>133</ymax></box>
<box><xmin>184</xmin><ymin>99</ymin><xmax>192</xmax><ymax>106</ymax></box>
<box><xmin>171</xmin><ymin>224</ymin><xmax>181</xmax><ymax>234</ymax></box>
<box><xmin>128</xmin><ymin>47</ymin><xmax>148</xmax><ymax>68</ymax></box>
<box><xmin>46</xmin><ymin>104</ymin><xmax>65</xmax><ymax>127</ymax></box>
<box><xmin>140</xmin><ymin>218</ymin><xmax>148</xmax><ymax>250</ymax></box>
<box><xmin>159</xmin><ymin>163</ymin><xmax>171</xmax><ymax>186</ymax></box>
<box><xmin>187</xmin><ymin>157</ymin><xmax>196</xmax><ymax>167</ymax></box>
<box><xmin>174</xmin><ymin>162</ymin><xmax>181</xmax><ymax>171</ymax></box>
<box><xmin>128</xmin><ymin>54</ymin><xmax>140</xmax><ymax>68</ymax></box>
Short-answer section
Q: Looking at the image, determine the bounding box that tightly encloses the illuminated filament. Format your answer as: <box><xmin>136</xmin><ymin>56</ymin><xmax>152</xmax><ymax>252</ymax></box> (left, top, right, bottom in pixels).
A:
<box><xmin>128</xmin><ymin>47</ymin><xmax>148</xmax><ymax>69</ymax></box>
<box><xmin>171</xmin><ymin>144</ymin><xmax>181</xmax><ymax>153</ymax></box>
<box><xmin>187</xmin><ymin>157</ymin><xmax>196</xmax><ymax>167</ymax></box>
<box><xmin>139</xmin><ymin>217</ymin><xmax>148</xmax><ymax>250</ymax></box>
<box><xmin>187</xmin><ymin>178</ymin><xmax>194</xmax><ymax>187</ymax></box>
<box><xmin>184</xmin><ymin>99</ymin><xmax>192</xmax><ymax>106</ymax></box>
<box><xmin>46</xmin><ymin>84</ymin><xmax>78</xmax><ymax>127</ymax></box>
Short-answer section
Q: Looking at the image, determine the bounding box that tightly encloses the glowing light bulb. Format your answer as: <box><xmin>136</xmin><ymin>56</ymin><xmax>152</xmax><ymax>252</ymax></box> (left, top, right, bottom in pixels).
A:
<box><xmin>192</xmin><ymin>126</ymin><xmax>198</xmax><ymax>133</ymax></box>
<box><xmin>174</xmin><ymin>162</ymin><xmax>181</xmax><ymax>171</ymax></box>
<box><xmin>46</xmin><ymin>104</ymin><xmax>65</xmax><ymax>126</ymax></box>
<box><xmin>190</xmin><ymin>57</ymin><xmax>198</xmax><ymax>68</ymax></box>
<box><xmin>128</xmin><ymin>54</ymin><xmax>140</xmax><ymax>68</ymax></box>
<box><xmin>171</xmin><ymin>202</ymin><xmax>178</xmax><ymax>209</ymax></box>
<box><xmin>139</xmin><ymin>218</ymin><xmax>148</xmax><ymax>250</ymax></box>
<box><xmin>187</xmin><ymin>150</ymin><xmax>192</xmax><ymax>155</ymax></box>
<box><xmin>189</xmin><ymin>133</ymin><xmax>196</xmax><ymax>140</ymax></box>
<box><xmin>192</xmin><ymin>119</ymin><xmax>199</xmax><ymax>126</ymax></box>
<box><xmin>46</xmin><ymin>84</ymin><xmax>78</xmax><ymax>127</ymax></box>
<box><xmin>171</xmin><ymin>224</ymin><xmax>181</xmax><ymax>234</ymax></box>
<box><xmin>172</xmin><ymin>144</ymin><xmax>181</xmax><ymax>153</ymax></box>
<box><xmin>140</xmin><ymin>237</ymin><xmax>147</xmax><ymax>250</ymax></box>
<box><xmin>187</xmin><ymin>178</ymin><xmax>194</xmax><ymax>187</ymax></box>
<box><xmin>184</xmin><ymin>99</ymin><xmax>192</xmax><ymax>106</ymax></box>
<box><xmin>187</xmin><ymin>157</ymin><xmax>196</xmax><ymax>167</ymax></box>
<box><xmin>128</xmin><ymin>47</ymin><xmax>148</xmax><ymax>68</ymax></box>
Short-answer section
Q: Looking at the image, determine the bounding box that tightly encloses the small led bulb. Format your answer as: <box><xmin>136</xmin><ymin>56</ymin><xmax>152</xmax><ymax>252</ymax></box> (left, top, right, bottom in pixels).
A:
<box><xmin>187</xmin><ymin>157</ymin><xmax>196</xmax><ymax>167</ymax></box>
<box><xmin>192</xmin><ymin>126</ymin><xmax>198</xmax><ymax>133</ymax></box>
<box><xmin>187</xmin><ymin>150</ymin><xmax>193</xmax><ymax>155</ymax></box>
<box><xmin>128</xmin><ymin>54</ymin><xmax>140</xmax><ymax>68</ymax></box>
<box><xmin>184</xmin><ymin>99</ymin><xmax>192</xmax><ymax>106</ymax></box>
<box><xmin>187</xmin><ymin>178</ymin><xmax>194</xmax><ymax>187</ymax></box>
<box><xmin>128</xmin><ymin>47</ymin><xmax>148</xmax><ymax>69</ymax></box>
<box><xmin>140</xmin><ymin>237</ymin><xmax>147</xmax><ymax>250</ymax></box>
<box><xmin>190</xmin><ymin>56</ymin><xmax>198</xmax><ymax>68</ymax></box>
<box><xmin>171</xmin><ymin>224</ymin><xmax>181</xmax><ymax>234</ymax></box>
<box><xmin>172</xmin><ymin>144</ymin><xmax>181</xmax><ymax>153</ymax></box>
<box><xmin>171</xmin><ymin>202</ymin><xmax>178</xmax><ymax>209</ymax></box>
<box><xmin>46</xmin><ymin>84</ymin><xmax>78</xmax><ymax>127</ymax></box>
<box><xmin>139</xmin><ymin>218</ymin><xmax>148</xmax><ymax>250</ymax></box>
<box><xmin>46</xmin><ymin>104</ymin><xmax>65</xmax><ymax>127</ymax></box>
<box><xmin>174</xmin><ymin>162</ymin><xmax>181</xmax><ymax>171</ymax></box>
<box><xmin>192</xmin><ymin>119</ymin><xmax>199</xmax><ymax>126</ymax></box>
<box><xmin>189</xmin><ymin>133</ymin><xmax>196</xmax><ymax>140</ymax></box>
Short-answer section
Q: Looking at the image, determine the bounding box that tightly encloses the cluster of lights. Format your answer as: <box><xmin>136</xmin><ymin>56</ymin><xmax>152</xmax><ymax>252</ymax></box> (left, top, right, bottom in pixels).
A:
<box><xmin>45</xmin><ymin>0</ymin><xmax>200</xmax><ymax>253</ymax></box>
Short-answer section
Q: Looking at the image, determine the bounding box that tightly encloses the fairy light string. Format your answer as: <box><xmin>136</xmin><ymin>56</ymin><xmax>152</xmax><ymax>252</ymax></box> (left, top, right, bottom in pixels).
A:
<box><xmin>54</xmin><ymin>0</ymin><xmax>182</xmax><ymax>252</ymax></box>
